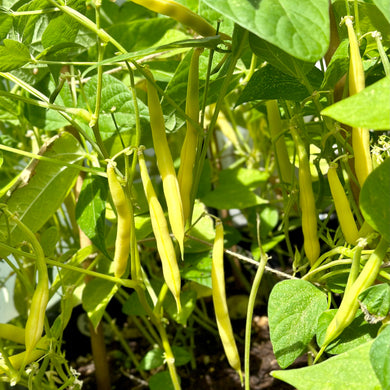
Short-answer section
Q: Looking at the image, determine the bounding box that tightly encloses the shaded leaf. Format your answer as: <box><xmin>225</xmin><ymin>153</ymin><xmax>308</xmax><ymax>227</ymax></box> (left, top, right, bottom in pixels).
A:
<box><xmin>316</xmin><ymin>310</ymin><xmax>381</xmax><ymax>355</ymax></box>
<box><xmin>359</xmin><ymin>284</ymin><xmax>390</xmax><ymax>320</ymax></box>
<box><xmin>237</xmin><ymin>64</ymin><xmax>323</xmax><ymax>104</ymax></box>
<box><xmin>249</xmin><ymin>33</ymin><xmax>314</xmax><ymax>77</ymax></box>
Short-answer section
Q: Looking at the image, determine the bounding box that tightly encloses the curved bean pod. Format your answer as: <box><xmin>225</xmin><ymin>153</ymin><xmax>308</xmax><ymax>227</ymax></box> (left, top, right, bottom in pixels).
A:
<box><xmin>138</xmin><ymin>150</ymin><xmax>182</xmax><ymax>313</ymax></box>
<box><xmin>212</xmin><ymin>219</ymin><xmax>242</xmax><ymax>380</ymax></box>
<box><xmin>107</xmin><ymin>162</ymin><xmax>131</xmax><ymax>278</ymax></box>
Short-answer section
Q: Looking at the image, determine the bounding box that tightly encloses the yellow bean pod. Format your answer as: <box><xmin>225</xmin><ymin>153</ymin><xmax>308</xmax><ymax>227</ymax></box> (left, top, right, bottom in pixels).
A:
<box><xmin>7</xmin><ymin>210</ymin><xmax>50</xmax><ymax>369</ymax></box>
<box><xmin>178</xmin><ymin>48</ymin><xmax>202</xmax><ymax>225</ymax></box>
<box><xmin>130</xmin><ymin>0</ymin><xmax>230</xmax><ymax>39</ymax></box>
<box><xmin>0</xmin><ymin>337</ymin><xmax>49</xmax><ymax>375</ymax></box>
<box><xmin>266</xmin><ymin>100</ymin><xmax>294</xmax><ymax>184</ymax></box>
<box><xmin>328</xmin><ymin>164</ymin><xmax>359</xmax><ymax>245</ymax></box>
<box><xmin>291</xmin><ymin>128</ymin><xmax>320</xmax><ymax>266</ymax></box>
<box><xmin>0</xmin><ymin>323</ymin><xmax>26</xmax><ymax>345</ymax></box>
<box><xmin>345</xmin><ymin>16</ymin><xmax>372</xmax><ymax>187</ymax></box>
<box><xmin>24</xmin><ymin>279</ymin><xmax>49</xmax><ymax>365</ymax></box>
<box><xmin>145</xmin><ymin>68</ymin><xmax>185</xmax><ymax>257</ymax></box>
<box><xmin>138</xmin><ymin>150</ymin><xmax>182</xmax><ymax>313</ymax></box>
<box><xmin>211</xmin><ymin>219</ymin><xmax>242</xmax><ymax>380</ymax></box>
<box><xmin>107</xmin><ymin>162</ymin><xmax>131</xmax><ymax>278</ymax></box>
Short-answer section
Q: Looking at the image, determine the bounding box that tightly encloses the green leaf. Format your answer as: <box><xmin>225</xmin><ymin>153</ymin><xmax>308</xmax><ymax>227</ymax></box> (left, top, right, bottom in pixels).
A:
<box><xmin>237</xmin><ymin>64</ymin><xmax>322</xmax><ymax>104</ymax></box>
<box><xmin>360</xmin><ymin>158</ymin><xmax>390</xmax><ymax>242</ymax></box>
<box><xmin>82</xmin><ymin>278</ymin><xmax>118</xmax><ymax>329</ymax></box>
<box><xmin>41</xmin><ymin>0</ymin><xmax>85</xmax><ymax>48</ymax></box>
<box><xmin>0</xmin><ymin>39</ymin><xmax>32</xmax><ymax>71</ymax></box>
<box><xmin>370</xmin><ymin>325</ymin><xmax>390</xmax><ymax>389</ymax></box>
<box><xmin>359</xmin><ymin>284</ymin><xmax>390</xmax><ymax>320</ymax></box>
<box><xmin>268</xmin><ymin>279</ymin><xmax>327</xmax><ymax>368</ymax></box>
<box><xmin>316</xmin><ymin>310</ymin><xmax>381</xmax><ymax>355</ymax></box>
<box><xmin>0</xmin><ymin>133</ymin><xmax>84</xmax><ymax>244</ymax></box>
<box><xmin>184</xmin><ymin>201</ymin><xmax>215</xmax><ymax>253</ymax></box>
<box><xmin>164</xmin><ymin>290</ymin><xmax>197</xmax><ymax>326</ymax></box>
<box><xmin>51</xmin><ymin>245</ymin><xmax>95</xmax><ymax>295</ymax></box>
<box><xmin>321</xmin><ymin>77</ymin><xmax>390</xmax><ymax>130</ymax></box>
<box><xmin>14</xmin><ymin>0</ymin><xmax>52</xmax><ymax>45</ymax></box>
<box><xmin>75</xmin><ymin>174</ymin><xmax>108</xmax><ymax>256</ymax></box>
<box><xmin>40</xmin><ymin>226</ymin><xmax>59</xmax><ymax>257</ymax></box>
<box><xmin>0</xmin><ymin>13</ymin><xmax>13</xmax><ymax>41</ymax></box>
<box><xmin>181</xmin><ymin>252</ymin><xmax>212</xmax><ymax>288</ymax></box>
<box><xmin>373</xmin><ymin>0</ymin><xmax>390</xmax><ymax>23</ymax></box>
<box><xmin>149</xmin><ymin>371</ymin><xmax>175</xmax><ymax>390</ymax></box>
<box><xmin>105</xmin><ymin>18</ymin><xmax>176</xmax><ymax>57</ymax></box>
<box><xmin>140</xmin><ymin>346</ymin><xmax>191</xmax><ymax>370</ymax></box>
<box><xmin>249</xmin><ymin>34</ymin><xmax>314</xmax><ymax>78</ymax></box>
<box><xmin>320</xmin><ymin>39</ymin><xmax>349</xmax><ymax>89</ymax></box>
<box><xmin>203</xmin><ymin>0</ymin><xmax>329</xmax><ymax>62</ymax></box>
<box><xmin>201</xmin><ymin>168</ymin><xmax>269</xmax><ymax>210</ymax></box>
<box><xmin>272</xmin><ymin>341</ymin><xmax>381</xmax><ymax>390</ymax></box>
<box><xmin>81</xmin><ymin>74</ymin><xmax>150</xmax><ymax>156</ymax></box>
<box><xmin>122</xmin><ymin>291</ymin><xmax>154</xmax><ymax>316</ymax></box>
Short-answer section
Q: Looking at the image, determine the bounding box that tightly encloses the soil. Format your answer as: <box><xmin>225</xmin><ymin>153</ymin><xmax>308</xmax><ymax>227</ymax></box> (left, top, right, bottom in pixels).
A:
<box><xmin>64</xmin><ymin>308</ymin><xmax>304</xmax><ymax>390</ymax></box>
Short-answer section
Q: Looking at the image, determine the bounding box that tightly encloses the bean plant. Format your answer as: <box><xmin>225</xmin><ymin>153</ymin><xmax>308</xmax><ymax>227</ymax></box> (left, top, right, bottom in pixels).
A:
<box><xmin>0</xmin><ymin>0</ymin><xmax>389</xmax><ymax>389</ymax></box>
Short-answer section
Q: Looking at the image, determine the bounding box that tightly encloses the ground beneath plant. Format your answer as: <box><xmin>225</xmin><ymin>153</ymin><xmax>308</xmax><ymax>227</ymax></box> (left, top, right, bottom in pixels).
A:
<box><xmin>65</xmin><ymin>309</ymin><xmax>304</xmax><ymax>390</ymax></box>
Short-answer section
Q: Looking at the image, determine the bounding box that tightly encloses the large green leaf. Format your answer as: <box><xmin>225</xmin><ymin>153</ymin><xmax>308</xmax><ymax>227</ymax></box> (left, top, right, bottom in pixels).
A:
<box><xmin>360</xmin><ymin>158</ymin><xmax>390</xmax><ymax>242</ymax></box>
<box><xmin>268</xmin><ymin>279</ymin><xmax>328</xmax><ymax>368</ymax></box>
<box><xmin>203</xmin><ymin>0</ymin><xmax>330</xmax><ymax>61</ymax></box>
<box><xmin>0</xmin><ymin>133</ymin><xmax>84</xmax><ymax>243</ymax></box>
<box><xmin>321</xmin><ymin>77</ymin><xmax>390</xmax><ymax>130</ymax></box>
<box><xmin>272</xmin><ymin>341</ymin><xmax>381</xmax><ymax>390</ymax></box>
<box><xmin>0</xmin><ymin>39</ymin><xmax>32</xmax><ymax>71</ymax></box>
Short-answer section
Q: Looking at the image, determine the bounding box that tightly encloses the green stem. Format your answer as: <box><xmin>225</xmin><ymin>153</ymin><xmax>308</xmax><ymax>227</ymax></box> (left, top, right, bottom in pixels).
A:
<box><xmin>156</xmin><ymin>322</ymin><xmax>181</xmax><ymax>390</ymax></box>
<box><xmin>0</xmin><ymin>143</ymin><xmax>105</xmax><ymax>177</ymax></box>
<box><xmin>344</xmin><ymin>245</ymin><xmax>361</xmax><ymax>296</ymax></box>
<box><xmin>9</xmin><ymin>7</ymin><xmax>59</xmax><ymax>16</ymax></box>
<box><xmin>373</xmin><ymin>32</ymin><xmax>390</xmax><ymax>76</ymax></box>
<box><xmin>244</xmin><ymin>255</ymin><xmax>268</xmax><ymax>390</ymax></box>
